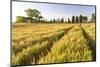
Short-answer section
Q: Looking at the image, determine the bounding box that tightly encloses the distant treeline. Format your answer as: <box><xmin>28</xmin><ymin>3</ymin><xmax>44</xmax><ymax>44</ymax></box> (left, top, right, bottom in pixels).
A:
<box><xmin>15</xmin><ymin>8</ymin><xmax>96</xmax><ymax>23</ymax></box>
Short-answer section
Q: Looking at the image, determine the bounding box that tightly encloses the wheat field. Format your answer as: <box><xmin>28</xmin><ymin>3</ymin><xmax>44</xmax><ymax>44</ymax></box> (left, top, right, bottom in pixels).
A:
<box><xmin>12</xmin><ymin>23</ymin><xmax>96</xmax><ymax>65</ymax></box>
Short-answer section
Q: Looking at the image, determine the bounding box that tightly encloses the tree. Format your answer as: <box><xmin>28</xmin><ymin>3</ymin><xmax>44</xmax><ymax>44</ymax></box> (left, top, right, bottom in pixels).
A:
<box><xmin>57</xmin><ymin>18</ymin><xmax>60</xmax><ymax>23</ymax></box>
<box><xmin>68</xmin><ymin>18</ymin><xmax>71</xmax><ymax>23</ymax></box>
<box><xmin>79</xmin><ymin>15</ymin><xmax>83</xmax><ymax>23</ymax></box>
<box><xmin>38</xmin><ymin>16</ymin><xmax>43</xmax><ymax>22</ymax></box>
<box><xmin>25</xmin><ymin>8</ymin><xmax>40</xmax><ymax>23</ymax></box>
<box><xmin>33</xmin><ymin>9</ymin><xmax>41</xmax><ymax>22</ymax></box>
<box><xmin>53</xmin><ymin>19</ymin><xmax>56</xmax><ymax>23</ymax></box>
<box><xmin>83</xmin><ymin>16</ymin><xmax>88</xmax><ymax>23</ymax></box>
<box><xmin>16</xmin><ymin>16</ymin><xmax>25</xmax><ymax>23</ymax></box>
<box><xmin>72</xmin><ymin>16</ymin><xmax>75</xmax><ymax>23</ymax></box>
<box><xmin>50</xmin><ymin>19</ymin><xmax>53</xmax><ymax>23</ymax></box>
<box><xmin>76</xmin><ymin>16</ymin><xmax>78</xmax><ymax>23</ymax></box>
<box><xmin>61</xmin><ymin>18</ymin><xmax>64</xmax><ymax>23</ymax></box>
<box><xmin>91</xmin><ymin>13</ymin><xmax>96</xmax><ymax>22</ymax></box>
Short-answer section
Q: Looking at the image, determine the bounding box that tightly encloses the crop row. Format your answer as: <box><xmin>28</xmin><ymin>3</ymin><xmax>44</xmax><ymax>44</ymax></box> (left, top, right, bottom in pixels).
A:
<box><xmin>38</xmin><ymin>25</ymin><xmax>92</xmax><ymax>64</ymax></box>
<box><xmin>12</xmin><ymin>26</ymin><xmax>73</xmax><ymax>65</ymax></box>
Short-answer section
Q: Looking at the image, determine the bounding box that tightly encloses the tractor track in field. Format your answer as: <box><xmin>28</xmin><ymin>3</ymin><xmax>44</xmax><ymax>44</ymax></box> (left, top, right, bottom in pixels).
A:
<box><xmin>80</xmin><ymin>26</ymin><xmax>96</xmax><ymax>61</ymax></box>
<box><xmin>13</xmin><ymin>26</ymin><xmax>74</xmax><ymax>55</ymax></box>
<box><xmin>31</xmin><ymin>25</ymin><xmax>74</xmax><ymax>64</ymax></box>
<box><xmin>12</xmin><ymin>26</ymin><xmax>74</xmax><ymax>66</ymax></box>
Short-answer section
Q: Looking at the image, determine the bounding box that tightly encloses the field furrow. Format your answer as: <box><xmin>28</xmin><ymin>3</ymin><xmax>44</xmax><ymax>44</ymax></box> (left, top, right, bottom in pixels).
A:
<box><xmin>80</xmin><ymin>26</ymin><xmax>96</xmax><ymax>61</ymax></box>
<box><xmin>12</xmin><ymin>23</ymin><xmax>96</xmax><ymax>66</ymax></box>
<box><xmin>38</xmin><ymin>25</ymin><xmax>92</xmax><ymax>64</ymax></box>
<box><xmin>12</xmin><ymin>25</ymin><xmax>74</xmax><ymax>65</ymax></box>
<box><xmin>12</xmin><ymin>25</ymin><xmax>73</xmax><ymax>56</ymax></box>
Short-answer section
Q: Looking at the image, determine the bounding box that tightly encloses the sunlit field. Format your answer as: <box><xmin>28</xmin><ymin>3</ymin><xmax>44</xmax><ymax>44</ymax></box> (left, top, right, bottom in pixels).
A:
<box><xmin>12</xmin><ymin>23</ymin><xmax>96</xmax><ymax>65</ymax></box>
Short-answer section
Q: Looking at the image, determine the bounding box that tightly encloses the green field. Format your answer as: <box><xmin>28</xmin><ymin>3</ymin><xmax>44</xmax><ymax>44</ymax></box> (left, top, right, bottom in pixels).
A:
<box><xmin>12</xmin><ymin>23</ymin><xmax>96</xmax><ymax>65</ymax></box>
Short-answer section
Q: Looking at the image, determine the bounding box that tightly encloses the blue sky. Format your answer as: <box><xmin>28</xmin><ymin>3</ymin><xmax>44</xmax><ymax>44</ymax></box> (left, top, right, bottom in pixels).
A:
<box><xmin>12</xmin><ymin>1</ymin><xmax>95</xmax><ymax>22</ymax></box>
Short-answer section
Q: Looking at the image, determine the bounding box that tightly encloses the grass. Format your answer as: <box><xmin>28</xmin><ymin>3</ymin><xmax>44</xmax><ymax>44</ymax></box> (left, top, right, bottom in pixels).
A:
<box><xmin>12</xmin><ymin>23</ymin><xmax>96</xmax><ymax>65</ymax></box>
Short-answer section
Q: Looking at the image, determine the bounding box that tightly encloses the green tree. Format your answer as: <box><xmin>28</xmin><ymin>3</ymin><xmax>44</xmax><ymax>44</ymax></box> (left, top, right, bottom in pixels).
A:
<box><xmin>76</xmin><ymin>16</ymin><xmax>78</xmax><ymax>23</ymax></box>
<box><xmin>83</xmin><ymin>16</ymin><xmax>88</xmax><ymax>23</ymax></box>
<box><xmin>53</xmin><ymin>19</ymin><xmax>56</xmax><ymax>23</ymax></box>
<box><xmin>79</xmin><ymin>15</ymin><xmax>83</xmax><ymax>23</ymax></box>
<box><xmin>16</xmin><ymin>16</ymin><xmax>25</xmax><ymax>23</ymax></box>
<box><xmin>72</xmin><ymin>16</ymin><xmax>75</xmax><ymax>23</ymax></box>
<box><xmin>38</xmin><ymin>16</ymin><xmax>43</xmax><ymax>22</ymax></box>
<box><xmin>91</xmin><ymin>13</ymin><xmax>96</xmax><ymax>23</ymax></box>
<box><xmin>68</xmin><ymin>18</ymin><xmax>71</xmax><ymax>23</ymax></box>
<box><xmin>25</xmin><ymin>8</ymin><xmax>40</xmax><ymax>23</ymax></box>
<box><xmin>61</xmin><ymin>18</ymin><xmax>64</xmax><ymax>23</ymax></box>
<box><xmin>56</xmin><ymin>18</ymin><xmax>60</xmax><ymax>23</ymax></box>
<box><xmin>50</xmin><ymin>19</ymin><xmax>53</xmax><ymax>23</ymax></box>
